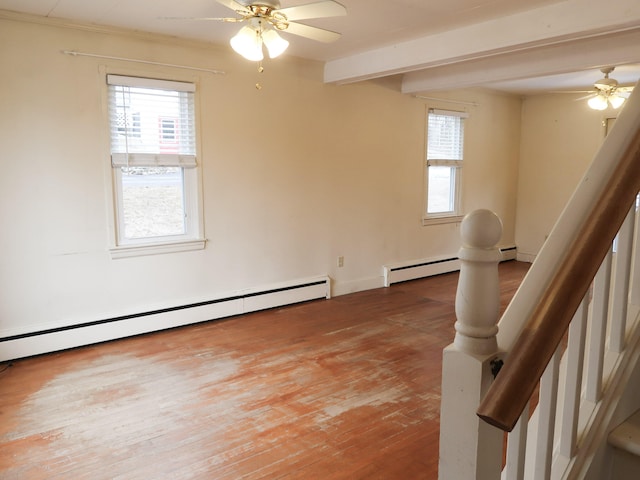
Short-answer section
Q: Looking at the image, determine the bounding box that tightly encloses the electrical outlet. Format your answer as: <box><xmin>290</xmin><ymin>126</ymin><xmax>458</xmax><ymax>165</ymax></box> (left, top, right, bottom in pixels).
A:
<box><xmin>337</xmin><ymin>256</ymin><xmax>344</xmax><ymax>267</ymax></box>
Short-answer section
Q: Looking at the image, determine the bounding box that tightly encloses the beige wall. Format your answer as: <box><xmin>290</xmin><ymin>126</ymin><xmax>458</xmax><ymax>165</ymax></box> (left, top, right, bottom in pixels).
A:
<box><xmin>0</xmin><ymin>14</ymin><xmax>521</xmax><ymax>337</ymax></box>
<box><xmin>515</xmin><ymin>94</ymin><xmax>614</xmax><ymax>260</ymax></box>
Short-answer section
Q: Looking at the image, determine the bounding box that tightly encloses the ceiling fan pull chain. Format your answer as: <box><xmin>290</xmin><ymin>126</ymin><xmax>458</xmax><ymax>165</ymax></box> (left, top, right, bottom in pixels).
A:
<box><xmin>256</xmin><ymin>60</ymin><xmax>264</xmax><ymax>90</ymax></box>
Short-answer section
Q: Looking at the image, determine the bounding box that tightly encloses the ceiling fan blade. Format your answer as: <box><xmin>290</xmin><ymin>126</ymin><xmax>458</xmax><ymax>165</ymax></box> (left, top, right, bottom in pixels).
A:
<box><xmin>573</xmin><ymin>93</ymin><xmax>596</xmax><ymax>101</ymax></box>
<box><xmin>277</xmin><ymin>0</ymin><xmax>346</xmax><ymax>21</ymax></box>
<box><xmin>159</xmin><ymin>16</ymin><xmax>244</xmax><ymax>22</ymax></box>
<box><xmin>215</xmin><ymin>0</ymin><xmax>251</xmax><ymax>15</ymax></box>
<box><xmin>549</xmin><ymin>90</ymin><xmax>592</xmax><ymax>94</ymax></box>
<box><xmin>284</xmin><ymin>22</ymin><xmax>341</xmax><ymax>43</ymax></box>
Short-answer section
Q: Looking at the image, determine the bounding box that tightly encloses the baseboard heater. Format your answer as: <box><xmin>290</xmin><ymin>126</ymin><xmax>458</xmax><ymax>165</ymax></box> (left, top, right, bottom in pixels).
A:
<box><xmin>383</xmin><ymin>246</ymin><xmax>517</xmax><ymax>287</ymax></box>
<box><xmin>0</xmin><ymin>275</ymin><xmax>330</xmax><ymax>362</ymax></box>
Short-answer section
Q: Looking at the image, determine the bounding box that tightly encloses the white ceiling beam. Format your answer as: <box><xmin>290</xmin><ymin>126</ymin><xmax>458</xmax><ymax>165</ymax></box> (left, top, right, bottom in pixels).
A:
<box><xmin>401</xmin><ymin>29</ymin><xmax>640</xmax><ymax>94</ymax></box>
<box><xmin>323</xmin><ymin>0</ymin><xmax>640</xmax><ymax>84</ymax></box>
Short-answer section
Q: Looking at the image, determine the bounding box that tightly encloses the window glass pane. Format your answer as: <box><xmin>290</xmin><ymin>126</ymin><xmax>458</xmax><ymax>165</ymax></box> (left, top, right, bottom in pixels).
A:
<box><xmin>427</xmin><ymin>166</ymin><xmax>455</xmax><ymax>214</ymax></box>
<box><xmin>121</xmin><ymin>167</ymin><xmax>185</xmax><ymax>239</ymax></box>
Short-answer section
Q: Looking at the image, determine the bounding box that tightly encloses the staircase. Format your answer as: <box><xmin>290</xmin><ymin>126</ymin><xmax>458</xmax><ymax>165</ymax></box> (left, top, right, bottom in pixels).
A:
<box><xmin>438</xmin><ymin>80</ymin><xmax>640</xmax><ymax>480</ymax></box>
<box><xmin>609</xmin><ymin>409</ymin><xmax>640</xmax><ymax>479</ymax></box>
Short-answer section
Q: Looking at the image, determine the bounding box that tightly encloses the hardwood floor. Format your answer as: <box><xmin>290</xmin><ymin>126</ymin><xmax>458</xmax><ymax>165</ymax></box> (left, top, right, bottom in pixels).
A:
<box><xmin>0</xmin><ymin>261</ymin><xmax>529</xmax><ymax>479</ymax></box>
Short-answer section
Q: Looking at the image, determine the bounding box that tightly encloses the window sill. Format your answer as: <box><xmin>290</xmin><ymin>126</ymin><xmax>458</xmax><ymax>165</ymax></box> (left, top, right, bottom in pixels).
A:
<box><xmin>422</xmin><ymin>215</ymin><xmax>465</xmax><ymax>226</ymax></box>
<box><xmin>110</xmin><ymin>238</ymin><xmax>206</xmax><ymax>259</ymax></box>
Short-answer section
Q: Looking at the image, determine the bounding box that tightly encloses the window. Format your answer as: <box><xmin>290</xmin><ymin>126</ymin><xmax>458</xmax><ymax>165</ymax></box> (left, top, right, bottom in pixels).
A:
<box><xmin>107</xmin><ymin>75</ymin><xmax>204</xmax><ymax>257</ymax></box>
<box><xmin>424</xmin><ymin>108</ymin><xmax>468</xmax><ymax>223</ymax></box>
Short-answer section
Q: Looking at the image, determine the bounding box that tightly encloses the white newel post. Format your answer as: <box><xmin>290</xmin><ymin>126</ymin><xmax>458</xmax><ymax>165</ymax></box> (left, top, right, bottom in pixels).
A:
<box><xmin>438</xmin><ymin>209</ymin><xmax>504</xmax><ymax>480</ymax></box>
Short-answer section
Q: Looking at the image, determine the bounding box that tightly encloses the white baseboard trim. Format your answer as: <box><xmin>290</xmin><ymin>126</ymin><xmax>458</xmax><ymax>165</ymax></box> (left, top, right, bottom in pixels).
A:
<box><xmin>517</xmin><ymin>252</ymin><xmax>536</xmax><ymax>263</ymax></box>
<box><xmin>0</xmin><ymin>275</ymin><xmax>330</xmax><ymax>362</ymax></box>
<box><xmin>331</xmin><ymin>276</ymin><xmax>384</xmax><ymax>297</ymax></box>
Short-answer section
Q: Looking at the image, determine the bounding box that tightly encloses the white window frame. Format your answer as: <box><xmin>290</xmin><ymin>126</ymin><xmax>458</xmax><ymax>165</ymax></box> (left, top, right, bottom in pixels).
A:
<box><xmin>106</xmin><ymin>74</ymin><xmax>205</xmax><ymax>258</ymax></box>
<box><xmin>423</xmin><ymin>108</ymin><xmax>468</xmax><ymax>226</ymax></box>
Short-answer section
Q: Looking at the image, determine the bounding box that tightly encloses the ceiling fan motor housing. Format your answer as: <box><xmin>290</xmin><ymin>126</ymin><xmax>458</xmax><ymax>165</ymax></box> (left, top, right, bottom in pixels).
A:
<box><xmin>241</xmin><ymin>1</ymin><xmax>281</xmax><ymax>10</ymax></box>
<box><xmin>594</xmin><ymin>66</ymin><xmax>619</xmax><ymax>91</ymax></box>
<box><xmin>595</xmin><ymin>77</ymin><xmax>618</xmax><ymax>91</ymax></box>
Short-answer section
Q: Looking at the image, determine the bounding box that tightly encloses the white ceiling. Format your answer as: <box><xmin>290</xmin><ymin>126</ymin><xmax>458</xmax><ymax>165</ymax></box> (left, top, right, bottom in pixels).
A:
<box><xmin>1</xmin><ymin>0</ymin><xmax>639</xmax><ymax>95</ymax></box>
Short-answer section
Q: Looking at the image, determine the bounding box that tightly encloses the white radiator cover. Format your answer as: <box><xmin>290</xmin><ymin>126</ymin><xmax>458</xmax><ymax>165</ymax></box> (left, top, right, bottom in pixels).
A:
<box><xmin>383</xmin><ymin>246</ymin><xmax>517</xmax><ymax>287</ymax></box>
<box><xmin>0</xmin><ymin>276</ymin><xmax>330</xmax><ymax>362</ymax></box>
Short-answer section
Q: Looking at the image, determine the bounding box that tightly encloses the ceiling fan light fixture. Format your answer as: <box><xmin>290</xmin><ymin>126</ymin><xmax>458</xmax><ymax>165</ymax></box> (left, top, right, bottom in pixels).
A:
<box><xmin>588</xmin><ymin>94</ymin><xmax>608</xmax><ymax>111</ymax></box>
<box><xmin>609</xmin><ymin>94</ymin><xmax>625</xmax><ymax>109</ymax></box>
<box><xmin>230</xmin><ymin>25</ymin><xmax>264</xmax><ymax>62</ymax></box>
<box><xmin>214</xmin><ymin>0</ymin><xmax>346</xmax><ymax>63</ymax></box>
<box><xmin>262</xmin><ymin>29</ymin><xmax>289</xmax><ymax>58</ymax></box>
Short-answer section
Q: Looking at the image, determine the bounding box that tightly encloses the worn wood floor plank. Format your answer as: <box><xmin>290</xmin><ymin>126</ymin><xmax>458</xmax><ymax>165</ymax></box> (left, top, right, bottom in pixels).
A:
<box><xmin>0</xmin><ymin>261</ymin><xmax>529</xmax><ymax>479</ymax></box>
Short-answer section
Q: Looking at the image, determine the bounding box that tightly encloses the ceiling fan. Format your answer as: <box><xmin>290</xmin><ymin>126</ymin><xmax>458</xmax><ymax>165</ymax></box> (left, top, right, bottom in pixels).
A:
<box><xmin>582</xmin><ymin>67</ymin><xmax>634</xmax><ymax>110</ymax></box>
<box><xmin>167</xmin><ymin>0</ymin><xmax>347</xmax><ymax>61</ymax></box>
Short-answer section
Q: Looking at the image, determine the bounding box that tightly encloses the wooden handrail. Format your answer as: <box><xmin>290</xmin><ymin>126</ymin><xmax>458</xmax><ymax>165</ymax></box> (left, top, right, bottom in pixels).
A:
<box><xmin>477</xmin><ymin>121</ymin><xmax>640</xmax><ymax>432</ymax></box>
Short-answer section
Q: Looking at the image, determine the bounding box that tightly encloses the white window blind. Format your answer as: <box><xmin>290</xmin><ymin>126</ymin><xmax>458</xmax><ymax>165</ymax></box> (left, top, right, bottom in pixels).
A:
<box><xmin>107</xmin><ymin>74</ymin><xmax>196</xmax><ymax>167</ymax></box>
<box><xmin>427</xmin><ymin>109</ymin><xmax>467</xmax><ymax>166</ymax></box>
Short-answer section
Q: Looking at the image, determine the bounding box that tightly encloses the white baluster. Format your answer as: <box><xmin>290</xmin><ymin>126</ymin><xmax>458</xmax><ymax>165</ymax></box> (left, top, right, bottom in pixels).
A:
<box><xmin>534</xmin><ymin>347</ymin><xmax>561</xmax><ymax>480</ymax></box>
<box><xmin>559</xmin><ymin>295</ymin><xmax>589</xmax><ymax>458</ymax></box>
<box><xmin>585</xmin><ymin>248</ymin><xmax>612</xmax><ymax>403</ymax></box>
<box><xmin>504</xmin><ymin>401</ymin><xmax>530</xmax><ymax>480</ymax></box>
<box><xmin>439</xmin><ymin>209</ymin><xmax>504</xmax><ymax>480</ymax></box>
<box><xmin>610</xmin><ymin>206</ymin><xmax>635</xmax><ymax>352</ymax></box>
<box><xmin>628</xmin><ymin>198</ymin><xmax>640</xmax><ymax>306</ymax></box>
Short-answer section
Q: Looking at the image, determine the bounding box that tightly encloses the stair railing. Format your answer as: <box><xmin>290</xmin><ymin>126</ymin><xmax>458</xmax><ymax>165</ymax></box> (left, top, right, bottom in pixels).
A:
<box><xmin>439</xmin><ymin>82</ymin><xmax>640</xmax><ymax>479</ymax></box>
<box><xmin>478</xmin><ymin>96</ymin><xmax>640</xmax><ymax>432</ymax></box>
<box><xmin>498</xmin><ymin>208</ymin><xmax>640</xmax><ymax>479</ymax></box>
